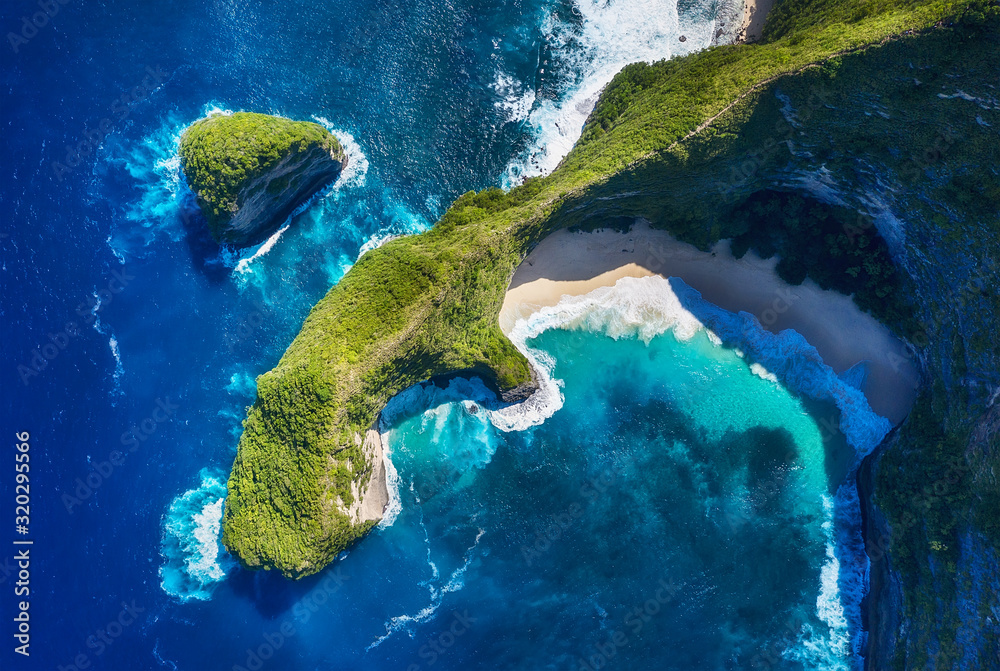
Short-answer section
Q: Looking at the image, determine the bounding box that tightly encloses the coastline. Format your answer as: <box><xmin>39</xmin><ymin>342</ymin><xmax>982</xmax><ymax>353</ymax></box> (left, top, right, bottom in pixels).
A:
<box><xmin>500</xmin><ymin>223</ymin><xmax>921</xmax><ymax>425</ymax></box>
<box><xmin>737</xmin><ymin>0</ymin><xmax>774</xmax><ymax>42</ymax></box>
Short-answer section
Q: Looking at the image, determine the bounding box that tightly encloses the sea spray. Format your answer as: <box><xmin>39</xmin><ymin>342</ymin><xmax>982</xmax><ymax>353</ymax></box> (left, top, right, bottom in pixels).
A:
<box><xmin>109</xmin><ymin>105</ymin><xmax>372</xmax><ymax>277</ymax></box>
<box><xmin>113</xmin><ymin>103</ymin><xmax>233</xmax><ymax>256</ymax></box>
<box><xmin>231</xmin><ymin>123</ymin><xmax>371</xmax><ymax>276</ymax></box>
<box><xmin>224</xmin><ymin>370</ymin><xmax>257</xmax><ymax>398</ymax></box>
<box><xmin>311</xmin><ymin>120</ymin><xmax>370</xmax><ymax>189</ymax></box>
<box><xmin>159</xmin><ymin>470</ymin><xmax>234</xmax><ymax>601</ymax></box>
<box><xmin>231</xmin><ymin>128</ymin><xmax>369</xmax><ymax>278</ymax></box>
<box><xmin>500</xmin><ymin>0</ymin><xmax>741</xmax><ymax>186</ymax></box>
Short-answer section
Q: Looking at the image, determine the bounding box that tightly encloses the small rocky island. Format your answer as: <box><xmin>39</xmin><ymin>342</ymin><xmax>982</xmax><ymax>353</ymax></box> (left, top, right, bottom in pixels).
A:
<box><xmin>178</xmin><ymin>112</ymin><xmax>347</xmax><ymax>247</ymax></box>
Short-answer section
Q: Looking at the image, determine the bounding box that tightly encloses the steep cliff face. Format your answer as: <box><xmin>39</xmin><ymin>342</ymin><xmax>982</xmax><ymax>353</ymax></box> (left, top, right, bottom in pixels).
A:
<box><xmin>218</xmin><ymin>3</ymin><xmax>998</xmax><ymax>633</ymax></box>
<box><xmin>540</xmin><ymin>24</ymin><xmax>1000</xmax><ymax>668</ymax></box>
<box><xmin>869</xmin><ymin>401</ymin><xmax>1000</xmax><ymax>668</ymax></box>
<box><xmin>859</xmin><ymin>439</ymin><xmax>905</xmax><ymax>669</ymax></box>
<box><xmin>179</xmin><ymin>112</ymin><xmax>346</xmax><ymax>247</ymax></box>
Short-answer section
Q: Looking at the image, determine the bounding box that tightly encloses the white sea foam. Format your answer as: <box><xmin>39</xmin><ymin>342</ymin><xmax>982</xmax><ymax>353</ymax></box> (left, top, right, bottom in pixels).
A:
<box><xmin>159</xmin><ymin>471</ymin><xmax>234</xmax><ymax>601</ymax></box>
<box><xmin>229</xmin><ymin>122</ymin><xmax>370</xmax><ymax>278</ymax></box>
<box><xmin>496</xmin><ymin>274</ymin><xmax>887</xmax><ymax>669</ymax></box>
<box><xmin>225</xmin><ymin>370</ymin><xmax>257</xmax><ymax>398</ymax></box>
<box><xmin>663</xmin><ymin>277</ymin><xmax>891</xmax><ymax>454</ymax></box>
<box><xmin>787</xmin><ymin>495</ymin><xmax>852</xmax><ymax>670</ymax></box>
<box><xmin>378</xmin><ymin>377</ymin><xmax>503</xmax><ymax>529</ymax></box>
<box><xmin>490</xmin><ymin>276</ymin><xmax>705</xmax><ymax>431</ymax></box>
<box><xmin>114</xmin><ymin>109</ymin><xmax>209</xmax><ymax>256</ymax></box>
<box><xmin>190</xmin><ymin>498</ymin><xmax>228</xmax><ymax>581</ymax></box>
<box><xmin>311</xmin><ymin>118</ymin><xmax>369</xmax><ymax>189</ymax></box>
<box><xmin>202</xmin><ymin>103</ymin><xmax>234</xmax><ymax>117</ymax></box>
<box><xmin>493</xmin><ymin>71</ymin><xmax>536</xmax><ymax>123</ymax></box>
<box><xmin>109</xmin><ymin>335</ymin><xmax>124</xmax><ymax>399</ymax></box>
<box><xmin>117</xmin><ymin>107</ymin><xmax>366</xmax><ymax>272</ymax></box>
<box><xmin>357</xmin><ymin>232</ymin><xmax>400</xmax><ymax>259</ymax></box>
<box><xmin>750</xmin><ymin>362</ymin><xmax>779</xmax><ymax>383</ymax></box>
<box><xmin>87</xmin><ymin>291</ymin><xmax>107</xmax><ymax>334</ymax></box>
<box><xmin>367</xmin><ymin>527</ymin><xmax>484</xmax><ymax>650</ymax></box>
<box><xmin>381</xmin><ymin>376</ymin><xmax>498</xmax><ymax>428</ymax></box>
<box><xmin>501</xmin><ymin>0</ymin><xmax>730</xmax><ymax>186</ymax></box>
<box><xmin>487</xmin><ymin>346</ymin><xmax>564</xmax><ymax>432</ymax></box>
<box><xmin>106</xmin><ymin>233</ymin><xmax>127</xmax><ymax>264</ymax></box>
<box><xmin>232</xmin><ymin>224</ymin><xmax>291</xmax><ymax>275</ymax></box>
<box><xmin>374</xmin><ymin>275</ymin><xmax>879</xmax><ymax>667</ymax></box>
<box><xmin>378</xmin><ymin>438</ymin><xmax>403</xmax><ymax>530</ymax></box>
<box><xmin>355</xmin><ymin>203</ymin><xmax>428</xmax><ymax>264</ymax></box>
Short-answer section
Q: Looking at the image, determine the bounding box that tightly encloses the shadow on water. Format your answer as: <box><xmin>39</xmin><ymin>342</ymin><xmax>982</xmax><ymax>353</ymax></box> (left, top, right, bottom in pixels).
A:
<box><xmin>668</xmin><ymin>274</ymin><xmax>868</xmax><ymax>657</ymax></box>
<box><xmin>176</xmin><ymin>193</ymin><xmax>232</xmax><ymax>285</ymax></box>
<box><xmin>229</xmin><ymin>559</ymin><xmax>355</xmax><ymax>620</ymax></box>
<box><xmin>228</xmin><ymin>567</ymin><xmax>301</xmax><ymax>619</ymax></box>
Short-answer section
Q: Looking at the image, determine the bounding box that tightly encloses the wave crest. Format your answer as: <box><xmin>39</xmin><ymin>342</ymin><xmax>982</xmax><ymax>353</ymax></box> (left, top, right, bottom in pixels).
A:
<box><xmin>159</xmin><ymin>470</ymin><xmax>234</xmax><ymax>601</ymax></box>
<box><xmin>501</xmin><ymin>0</ymin><xmax>739</xmax><ymax>186</ymax></box>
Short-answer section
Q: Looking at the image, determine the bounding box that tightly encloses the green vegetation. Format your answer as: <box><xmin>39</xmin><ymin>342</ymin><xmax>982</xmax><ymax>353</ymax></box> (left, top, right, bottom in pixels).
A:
<box><xmin>178</xmin><ymin>112</ymin><xmax>343</xmax><ymax>242</ymax></box>
<box><xmin>727</xmin><ymin>191</ymin><xmax>907</xmax><ymax>326</ymax></box>
<box><xmin>224</xmin><ymin>10</ymin><xmax>1000</xmax><ymax>668</ymax></box>
<box><xmin>222</xmin><ymin>226</ymin><xmax>533</xmax><ymax>575</ymax></box>
<box><xmin>547</xmin><ymin>26</ymin><xmax>1000</xmax><ymax>664</ymax></box>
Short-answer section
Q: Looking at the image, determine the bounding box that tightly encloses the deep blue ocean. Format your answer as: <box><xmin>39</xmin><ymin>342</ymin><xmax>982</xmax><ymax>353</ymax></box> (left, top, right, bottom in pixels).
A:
<box><xmin>1</xmin><ymin>0</ymin><xmax>873</xmax><ymax>668</ymax></box>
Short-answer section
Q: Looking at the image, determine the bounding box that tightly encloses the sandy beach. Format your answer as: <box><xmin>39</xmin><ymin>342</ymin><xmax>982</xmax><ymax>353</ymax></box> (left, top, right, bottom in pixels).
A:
<box><xmin>500</xmin><ymin>223</ymin><xmax>921</xmax><ymax>425</ymax></box>
<box><xmin>738</xmin><ymin>0</ymin><xmax>775</xmax><ymax>42</ymax></box>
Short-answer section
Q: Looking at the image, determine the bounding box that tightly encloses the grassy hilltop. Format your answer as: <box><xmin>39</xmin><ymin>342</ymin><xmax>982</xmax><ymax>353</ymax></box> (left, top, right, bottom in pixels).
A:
<box><xmin>179</xmin><ymin>112</ymin><xmax>345</xmax><ymax>245</ymax></box>
<box><xmin>222</xmin><ymin>1</ymin><xmax>1000</xmax><ymax>665</ymax></box>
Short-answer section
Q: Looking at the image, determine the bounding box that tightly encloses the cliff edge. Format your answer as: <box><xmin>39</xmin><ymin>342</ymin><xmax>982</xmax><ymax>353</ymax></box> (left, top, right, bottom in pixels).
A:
<box><xmin>179</xmin><ymin>112</ymin><xmax>346</xmax><ymax>247</ymax></box>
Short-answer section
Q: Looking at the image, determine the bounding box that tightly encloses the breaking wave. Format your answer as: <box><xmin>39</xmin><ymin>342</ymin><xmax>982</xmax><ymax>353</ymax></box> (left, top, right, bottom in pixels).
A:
<box><xmin>159</xmin><ymin>470</ymin><xmax>235</xmax><ymax>601</ymax></box>
<box><xmin>500</xmin><ymin>0</ymin><xmax>741</xmax><ymax>186</ymax></box>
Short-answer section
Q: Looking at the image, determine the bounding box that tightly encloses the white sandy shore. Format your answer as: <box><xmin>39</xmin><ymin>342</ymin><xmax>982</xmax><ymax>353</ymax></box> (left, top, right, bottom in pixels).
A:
<box><xmin>738</xmin><ymin>0</ymin><xmax>775</xmax><ymax>42</ymax></box>
<box><xmin>500</xmin><ymin>223</ymin><xmax>921</xmax><ymax>425</ymax></box>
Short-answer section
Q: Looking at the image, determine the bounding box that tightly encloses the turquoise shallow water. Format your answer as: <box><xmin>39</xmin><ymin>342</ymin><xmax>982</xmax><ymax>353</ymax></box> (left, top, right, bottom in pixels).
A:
<box><xmin>378</xmin><ymin>318</ymin><xmax>857</xmax><ymax>669</ymax></box>
<box><xmin>4</xmin><ymin>0</ymin><xmax>873</xmax><ymax>666</ymax></box>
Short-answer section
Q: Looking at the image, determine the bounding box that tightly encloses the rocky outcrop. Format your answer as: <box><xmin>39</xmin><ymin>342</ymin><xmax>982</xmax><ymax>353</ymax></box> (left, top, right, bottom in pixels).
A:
<box><xmin>179</xmin><ymin>112</ymin><xmax>347</xmax><ymax>247</ymax></box>
<box><xmin>208</xmin><ymin>141</ymin><xmax>345</xmax><ymax>247</ymax></box>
